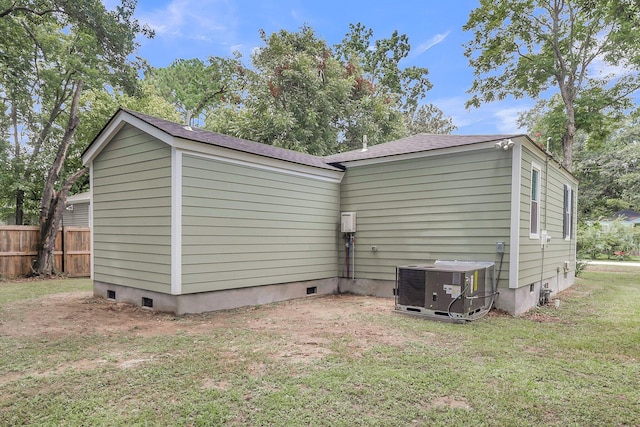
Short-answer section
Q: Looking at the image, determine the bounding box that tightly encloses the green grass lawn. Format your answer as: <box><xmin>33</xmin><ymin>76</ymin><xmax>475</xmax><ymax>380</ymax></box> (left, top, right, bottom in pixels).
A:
<box><xmin>1</xmin><ymin>270</ymin><xmax>639</xmax><ymax>426</ymax></box>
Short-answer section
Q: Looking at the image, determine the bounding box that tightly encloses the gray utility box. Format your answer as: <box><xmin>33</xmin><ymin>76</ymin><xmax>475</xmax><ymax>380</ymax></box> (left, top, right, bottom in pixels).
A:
<box><xmin>395</xmin><ymin>261</ymin><xmax>495</xmax><ymax>320</ymax></box>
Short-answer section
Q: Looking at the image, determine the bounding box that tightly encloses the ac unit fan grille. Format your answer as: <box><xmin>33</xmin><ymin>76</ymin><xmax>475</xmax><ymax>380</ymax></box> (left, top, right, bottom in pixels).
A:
<box><xmin>397</xmin><ymin>269</ymin><xmax>426</xmax><ymax>306</ymax></box>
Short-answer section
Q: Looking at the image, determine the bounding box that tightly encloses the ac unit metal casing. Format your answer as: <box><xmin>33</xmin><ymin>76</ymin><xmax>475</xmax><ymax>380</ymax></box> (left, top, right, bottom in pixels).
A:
<box><xmin>395</xmin><ymin>261</ymin><xmax>495</xmax><ymax>321</ymax></box>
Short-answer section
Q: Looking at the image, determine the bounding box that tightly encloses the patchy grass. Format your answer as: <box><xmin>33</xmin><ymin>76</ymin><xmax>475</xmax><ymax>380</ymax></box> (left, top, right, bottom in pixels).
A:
<box><xmin>0</xmin><ymin>277</ymin><xmax>91</xmax><ymax>304</ymax></box>
<box><xmin>0</xmin><ymin>269</ymin><xmax>638</xmax><ymax>426</ymax></box>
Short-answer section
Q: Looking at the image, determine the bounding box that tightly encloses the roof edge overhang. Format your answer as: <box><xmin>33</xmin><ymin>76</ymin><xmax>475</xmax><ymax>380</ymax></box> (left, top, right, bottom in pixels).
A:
<box><xmin>330</xmin><ymin>139</ymin><xmax>512</xmax><ymax>168</ymax></box>
<box><xmin>520</xmin><ymin>135</ymin><xmax>578</xmax><ymax>183</ymax></box>
<box><xmin>82</xmin><ymin>109</ymin><xmax>175</xmax><ymax>165</ymax></box>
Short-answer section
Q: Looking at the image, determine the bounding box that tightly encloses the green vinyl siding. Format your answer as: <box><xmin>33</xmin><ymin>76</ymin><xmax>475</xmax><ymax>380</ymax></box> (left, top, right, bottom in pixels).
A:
<box><xmin>92</xmin><ymin>124</ymin><xmax>172</xmax><ymax>293</ymax></box>
<box><xmin>181</xmin><ymin>154</ymin><xmax>339</xmax><ymax>293</ymax></box>
<box><xmin>339</xmin><ymin>148</ymin><xmax>512</xmax><ymax>284</ymax></box>
<box><xmin>518</xmin><ymin>146</ymin><xmax>577</xmax><ymax>286</ymax></box>
<box><xmin>62</xmin><ymin>202</ymin><xmax>89</xmax><ymax>227</ymax></box>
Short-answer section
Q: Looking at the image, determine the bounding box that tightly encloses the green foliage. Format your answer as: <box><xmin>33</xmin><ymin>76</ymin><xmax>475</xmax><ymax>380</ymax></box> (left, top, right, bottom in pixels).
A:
<box><xmin>578</xmin><ymin>219</ymin><xmax>639</xmax><ymax>259</ymax></box>
<box><xmin>0</xmin><ymin>0</ymin><xmax>150</xmax><ymax>224</ymax></box>
<box><xmin>518</xmin><ymin>93</ymin><xmax>626</xmax><ymax>158</ymax></box>
<box><xmin>200</xmin><ymin>24</ymin><xmax>446</xmax><ymax>155</ymax></box>
<box><xmin>145</xmin><ymin>56</ymin><xmax>247</xmax><ymax>127</ymax></box>
<box><xmin>464</xmin><ymin>0</ymin><xmax>640</xmax><ymax>171</ymax></box>
<box><xmin>211</xmin><ymin>26</ymin><xmax>355</xmax><ymax>155</ymax></box>
<box><xmin>405</xmin><ymin>104</ymin><xmax>457</xmax><ymax>135</ymax></box>
<box><xmin>573</xmin><ymin>115</ymin><xmax>640</xmax><ymax>218</ymax></box>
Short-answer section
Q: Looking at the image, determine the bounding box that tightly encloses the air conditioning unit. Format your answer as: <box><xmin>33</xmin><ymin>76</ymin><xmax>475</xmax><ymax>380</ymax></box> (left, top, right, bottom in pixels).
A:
<box><xmin>395</xmin><ymin>261</ymin><xmax>496</xmax><ymax>321</ymax></box>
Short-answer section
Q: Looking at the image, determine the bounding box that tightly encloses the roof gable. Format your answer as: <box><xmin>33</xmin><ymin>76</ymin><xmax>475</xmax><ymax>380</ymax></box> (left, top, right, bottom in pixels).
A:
<box><xmin>82</xmin><ymin>109</ymin><xmax>343</xmax><ymax>172</ymax></box>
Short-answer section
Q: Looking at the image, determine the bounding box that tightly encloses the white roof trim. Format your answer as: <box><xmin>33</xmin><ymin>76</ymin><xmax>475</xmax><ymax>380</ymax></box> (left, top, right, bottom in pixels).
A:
<box><xmin>82</xmin><ymin>110</ymin><xmax>175</xmax><ymax>165</ymax></box>
<box><xmin>66</xmin><ymin>191</ymin><xmax>91</xmax><ymax>203</ymax></box>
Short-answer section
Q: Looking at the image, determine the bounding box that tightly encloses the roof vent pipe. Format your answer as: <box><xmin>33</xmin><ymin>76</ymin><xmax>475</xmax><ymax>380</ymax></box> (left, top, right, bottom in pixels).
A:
<box><xmin>361</xmin><ymin>135</ymin><xmax>368</xmax><ymax>151</ymax></box>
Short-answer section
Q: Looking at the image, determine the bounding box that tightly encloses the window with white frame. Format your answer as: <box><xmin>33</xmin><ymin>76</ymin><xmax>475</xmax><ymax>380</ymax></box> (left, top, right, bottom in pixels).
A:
<box><xmin>563</xmin><ymin>184</ymin><xmax>573</xmax><ymax>239</ymax></box>
<box><xmin>530</xmin><ymin>163</ymin><xmax>541</xmax><ymax>238</ymax></box>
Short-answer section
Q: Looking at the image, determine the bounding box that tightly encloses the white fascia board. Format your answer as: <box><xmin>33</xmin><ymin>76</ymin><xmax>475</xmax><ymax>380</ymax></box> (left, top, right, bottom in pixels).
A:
<box><xmin>81</xmin><ymin>110</ymin><xmax>175</xmax><ymax>166</ymax></box>
<box><xmin>171</xmin><ymin>147</ymin><xmax>182</xmax><ymax>295</ymax></box>
<box><xmin>334</xmin><ymin>140</ymin><xmax>501</xmax><ymax>168</ymax></box>
<box><xmin>175</xmin><ymin>138</ymin><xmax>344</xmax><ymax>183</ymax></box>
<box><xmin>509</xmin><ymin>142</ymin><xmax>522</xmax><ymax>289</ymax></box>
<box><xmin>66</xmin><ymin>192</ymin><xmax>91</xmax><ymax>203</ymax></box>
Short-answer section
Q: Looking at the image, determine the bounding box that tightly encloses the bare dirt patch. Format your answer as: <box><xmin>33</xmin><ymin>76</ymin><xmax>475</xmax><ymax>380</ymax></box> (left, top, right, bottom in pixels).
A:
<box><xmin>430</xmin><ymin>396</ymin><xmax>472</xmax><ymax>410</ymax></box>
<box><xmin>0</xmin><ymin>292</ymin><xmax>424</xmax><ymax>359</ymax></box>
<box><xmin>0</xmin><ymin>291</ymin><xmax>183</xmax><ymax>339</ymax></box>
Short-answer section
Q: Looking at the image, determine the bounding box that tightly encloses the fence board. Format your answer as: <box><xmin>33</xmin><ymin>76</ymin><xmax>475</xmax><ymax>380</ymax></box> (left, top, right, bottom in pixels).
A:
<box><xmin>0</xmin><ymin>226</ymin><xmax>90</xmax><ymax>278</ymax></box>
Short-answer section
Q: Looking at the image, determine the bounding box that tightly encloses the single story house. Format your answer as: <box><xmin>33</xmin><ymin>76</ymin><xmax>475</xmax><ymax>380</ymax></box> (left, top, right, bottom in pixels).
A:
<box><xmin>601</xmin><ymin>209</ymin><xmax>640</xmax><ymax>231</ymax></box>
<box><xmin>81</xmin><ymin>109</ymin><xmax>578</xmax><ymax>315</ymax></box>
<box><xmin>64</xmin><ymin>191</ymin><xmax>91</xmax><ymax>228</ymax></box>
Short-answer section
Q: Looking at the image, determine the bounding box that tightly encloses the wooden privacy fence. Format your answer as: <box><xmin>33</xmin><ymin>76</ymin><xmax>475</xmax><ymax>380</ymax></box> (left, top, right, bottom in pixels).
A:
<box><xmin>0</xmin><ymin>226</ymin><xmax>90</xmax><ymax>278</ymax></box>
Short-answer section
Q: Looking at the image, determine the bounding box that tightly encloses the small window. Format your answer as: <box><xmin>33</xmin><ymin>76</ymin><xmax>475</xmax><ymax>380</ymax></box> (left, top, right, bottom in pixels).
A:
<box><xmin>563</xmin><ymin>184</ymin><xmax>573</xmax><ymax>240</ymax></box>
<box><xmin>530</xmin><ymin>164</ymin><xmax>541</xmax><ymax>238</ymax></box>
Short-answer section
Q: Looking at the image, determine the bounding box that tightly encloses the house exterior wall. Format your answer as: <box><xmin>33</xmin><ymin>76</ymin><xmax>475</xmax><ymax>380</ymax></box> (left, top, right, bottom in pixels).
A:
<box><xmin>180</xmin><ymin>153</ymin><xmax>340</xmax><ymax>294</ymax></box>
<box><xmin>517</xmin><ymin>145</ymin><xmax>577</xmax><ymax>290</ymax></box>
<box><xmin>63</xmin><ymin>201</ymin><xmax>90</xmax><ymax>227</ymax></box>
<box><xmin>85</xmin><ymin>110</ymin><xmax>579</xmax><ymax>316</ymax></box>
<box><xmin>92</xmin><ymin>124</ymin><xmax>172</xmax><ymax>293</ymax></box>
<box><xmin>338</xmin><ymin>146</ymin><xmax>513</xmax><ymax>289</ymax></box>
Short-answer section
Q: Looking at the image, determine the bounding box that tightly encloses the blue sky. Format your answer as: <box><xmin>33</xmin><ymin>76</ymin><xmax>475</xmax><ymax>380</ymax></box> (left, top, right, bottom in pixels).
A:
<box><xmin>128</xmin><ymin>0</ymin><xmax>534</xmax><ymax>135</ymax></box>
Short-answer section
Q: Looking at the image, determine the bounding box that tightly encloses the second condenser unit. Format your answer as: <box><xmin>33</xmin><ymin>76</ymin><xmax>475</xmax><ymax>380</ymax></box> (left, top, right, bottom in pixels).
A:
<box><xmin>395</xmin><ymin>261</ymin><xmax>496</xmax><ymax>321</ymax></box>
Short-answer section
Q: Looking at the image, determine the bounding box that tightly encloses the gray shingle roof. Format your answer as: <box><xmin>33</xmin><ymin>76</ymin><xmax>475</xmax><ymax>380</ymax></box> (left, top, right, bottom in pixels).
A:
<box><xmin>323</xmin><ymin>133</ymin><xmax>522</xmax><ymax>163</ymax></box>
<box><xmin>122</xmin><ymin>109</ymin><xmax>343</xmax><ymax>172</ymax></box>
<box><xmin>90</xmin><ymin>109</ymin><xmax>525</xmax><ymax>171</ymax></box>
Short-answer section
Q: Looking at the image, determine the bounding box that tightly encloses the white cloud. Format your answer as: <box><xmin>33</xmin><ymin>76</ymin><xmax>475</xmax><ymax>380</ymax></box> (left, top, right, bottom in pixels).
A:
<box><xmin>494</xmin><ymin>106</ymin><xmax>529</xmax><ymax>134</ymax></box>
<box><xmin>139</xmin><ymin>0</ymin><xmax>235</xmax><ymax>42</ymax></box>
<box><xmin>431</xmin><ymin>96</ymin><xmax>531</xmax><ymax>135</ymax></box>
<box><xmin>589</xmin><ymin>56</ymin><xmax>635</xmax><ymax>79</ymax></box>
<box><xmin>413</xmin><ymin>31</ymin><xmax>451</xmax><ymax>56</ymax></box>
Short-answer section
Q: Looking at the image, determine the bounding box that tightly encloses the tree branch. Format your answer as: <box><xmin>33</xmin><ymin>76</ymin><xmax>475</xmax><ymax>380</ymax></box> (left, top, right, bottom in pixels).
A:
<box><xmin>39</xmin><ymin>80</ymin><xmax>84</xmax><ymax>224</ymax></box>
<box><xmin>0</xmin><ymin>6</ymin><xmax>60</xmax><ymax>19</ymax></box>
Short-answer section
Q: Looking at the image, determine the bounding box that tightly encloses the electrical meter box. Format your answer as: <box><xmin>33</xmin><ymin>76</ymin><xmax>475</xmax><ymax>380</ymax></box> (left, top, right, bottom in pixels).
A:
<box><xmin>395</xmin><ymin>261</ymin><xmax>495</xmax><ymax>321</ymax></box>
<box><xmin>341</xmin><ymin>212</ymin><xmax>356</xmax><ymax>233</ymax></box>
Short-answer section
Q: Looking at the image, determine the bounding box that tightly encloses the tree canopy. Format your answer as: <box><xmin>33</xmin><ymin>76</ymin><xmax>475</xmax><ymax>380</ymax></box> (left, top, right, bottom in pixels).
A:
<box><xmin>144</xmin><ymin>56</ymin><xmax>247</xmax><ymax>127</ymax></box>
<box><xmin>464</xmin><ymin>0</ymin><xmax>640</xmax><ymax>171</ymax></box>
<box><xmin>572</xmin><ymin>114</ymin><xmax>640</xmax><ymax>218</ymax></box>
<box><xmin>195</xmin><ymin>25</ymin><xmax>453</xmax><ymax>155</ymax></box>
<box><xmin>0</xmin><ymin>0</ymin><xmax>151</xmax><ymax>274</ymax></box>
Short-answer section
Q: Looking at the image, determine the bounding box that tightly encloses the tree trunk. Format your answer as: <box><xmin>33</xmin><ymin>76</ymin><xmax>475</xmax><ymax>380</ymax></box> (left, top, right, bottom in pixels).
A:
<box><xmin>11</xmin><ymin>101</ymin><xmax>24</xmax><ymax>225</ymax></box>
<box><xmin>15</xmin><ymin>190</ymin><xmax>24</xmax><ymax>225</ymax></box>
<box><xmin>562</xmin><ymin>124</ymin><xmax>574</xmax><ymax>172</ymax></box>
<box><xmin>33</xmin><ymin>80</ymin><xmax>84</xmax><ymax>276</ymax></box>
<box><xmin>562</xmin><ymin>98</ymin><xmax>576</xmax><ymax>172</ymax></box>
<box><xmin>35</xmin><ymin>196</ymin><xmax>64</xmax><ymax>276</ymax></box>
<box><xmin>34</xmin><ymin>167</ymin><xmax>88</xmax><ymax>276</ymax></box>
